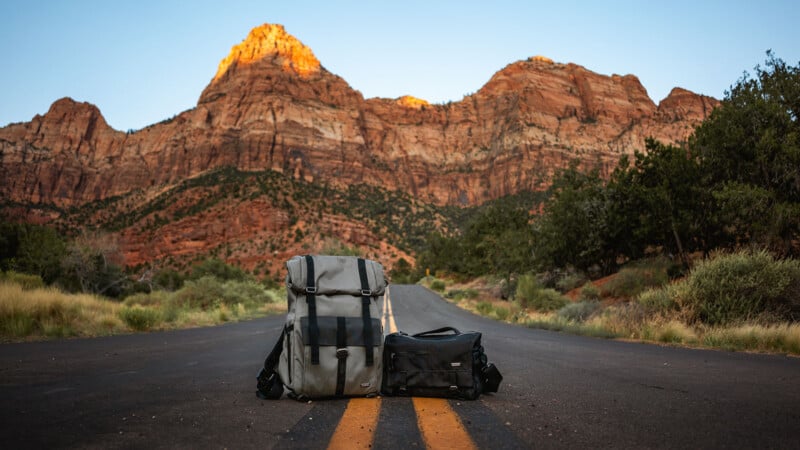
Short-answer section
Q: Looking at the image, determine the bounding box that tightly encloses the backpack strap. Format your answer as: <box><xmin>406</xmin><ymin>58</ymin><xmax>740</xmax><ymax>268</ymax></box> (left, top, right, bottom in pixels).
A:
<box><xmin>305</xmin><ymin>255</ymin><xmax>320</xmax><ymax>365</ymax></box>
<box><xmin>357</xmin><ymin>258</ymin><xmax>375</xmax><ymax>366</ymax></box>
<box><xmin>335</xmin><ymin>316</ymin><xmax>348</xmax><ymax>397</ymax></box>
<box><xmin>256</xmin><ymin>328</ymin><xmax>286</xmax><ymax>400</ymax></box>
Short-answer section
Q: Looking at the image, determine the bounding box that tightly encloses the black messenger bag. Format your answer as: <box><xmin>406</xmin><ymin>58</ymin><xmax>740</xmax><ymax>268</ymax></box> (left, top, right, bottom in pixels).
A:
<box><xmin>381</xmin><ymin>327</ymin><xmax>502</xmax><ymax>400</ymax></box>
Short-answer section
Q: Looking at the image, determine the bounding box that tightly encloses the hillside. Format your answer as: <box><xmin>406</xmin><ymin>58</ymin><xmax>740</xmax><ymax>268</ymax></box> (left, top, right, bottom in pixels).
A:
<box><xmin>0</xmin><ymin>24</ymin><xmax>718</xmax><ymax>275</ymax></box>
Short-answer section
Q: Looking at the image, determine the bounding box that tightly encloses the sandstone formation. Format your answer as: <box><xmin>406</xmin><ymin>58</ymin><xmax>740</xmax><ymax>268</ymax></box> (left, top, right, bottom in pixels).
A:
<box><xmin>0</xmin><ymin>23</ymin><xmax>719</xmax><ymax>272</ymax></box>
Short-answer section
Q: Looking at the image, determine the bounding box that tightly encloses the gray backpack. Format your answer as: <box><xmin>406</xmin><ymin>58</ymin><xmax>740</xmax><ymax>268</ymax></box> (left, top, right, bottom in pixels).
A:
<box><xmin>257</xmin><ymin>255</ymin><xmax>386</xmax><ymax>400</ymax></box>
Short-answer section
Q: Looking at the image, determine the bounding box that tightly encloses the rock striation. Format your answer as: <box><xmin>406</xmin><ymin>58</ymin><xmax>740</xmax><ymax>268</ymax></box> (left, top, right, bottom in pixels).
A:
<box><xmin>0</xmin><ymin>23</ymin><xmax>719</xmax><ymax>271</ymax></box>
<box><xmin>0</xmin><ymin>23</ymin><xmax>717</xmax><ymax>209</ymax></box>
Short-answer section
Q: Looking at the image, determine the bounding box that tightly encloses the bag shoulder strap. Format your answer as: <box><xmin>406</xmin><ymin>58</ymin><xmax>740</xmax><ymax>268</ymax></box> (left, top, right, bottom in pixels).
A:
<box><xmin>256</xmin><ymin>329</ymin><xmax>285</xmax><ymax>399</ymax></box>
<box><xmin>413</xmin><ymin>327</ymin><xmax>461</xmax><ymax>337</ymax></box>
<box><xmin>357</xmin><ymin>258</ymin><xmax>375</xmax><ymax>366</ymax></box>
<box><xmin>305</xmin><ymin>255</ymin><xmax>320</xmax><ymax>365</ymax></box>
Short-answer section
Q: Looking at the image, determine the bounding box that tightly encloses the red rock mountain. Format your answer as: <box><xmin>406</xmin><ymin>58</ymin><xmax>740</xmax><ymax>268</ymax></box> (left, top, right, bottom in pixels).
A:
<box><xmin>0</xmin><ymin>24</ymin><xmax>718</xmax><ymax>273</ymax></box>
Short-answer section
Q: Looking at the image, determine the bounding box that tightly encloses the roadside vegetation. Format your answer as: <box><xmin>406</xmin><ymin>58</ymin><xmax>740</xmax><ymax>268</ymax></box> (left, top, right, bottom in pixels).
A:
<box><xmin>0</xmin><ymin>259</ymin><xmax>284</xmax><ymax>342</ymax></box>
<box><xmin>2</xmin><ymin>53</ymin><xmax>799</xmax><ymax>356</ymax></box>
<box><xmin>411</xmin><ymin>53</ymin><xmax>800</xmax><ymax>355</ymax></box>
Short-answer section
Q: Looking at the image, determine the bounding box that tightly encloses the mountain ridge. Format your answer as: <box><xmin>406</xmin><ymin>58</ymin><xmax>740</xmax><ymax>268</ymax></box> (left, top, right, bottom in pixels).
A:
<box><xmin>0</xmin><ymin>23</ymin><xmax>719</xmax><ymax>273</ymax></box>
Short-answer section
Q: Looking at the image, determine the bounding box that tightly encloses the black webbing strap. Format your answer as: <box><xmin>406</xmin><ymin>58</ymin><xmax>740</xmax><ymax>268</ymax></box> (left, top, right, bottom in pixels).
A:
<box><xmin>357</xmin><ymin>258</ymin><xmax>374</xmax><ymax>366</ymax></box>
<box><xmin>335</xmin><ymin>316</ymin><xmax>348</xmax><ymax>397</ymax></box>
<box><xmin>256</xmin><ymin>328</ymin><xmax>285</xmax><ymax>400</ymax></box>
<box><xmin>305</xmin><ymin>255</ymin><xmax>320</xmax><ymax>365</ymax></box>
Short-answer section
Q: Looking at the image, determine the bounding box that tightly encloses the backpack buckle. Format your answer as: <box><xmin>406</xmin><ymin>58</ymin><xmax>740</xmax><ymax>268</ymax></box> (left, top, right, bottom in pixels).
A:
<box><xmin>361</xmin><ymin>289</ymin><xmax>372</xmax><ymax>297</ymax></box>
<box><xmin>336</xmin><ymin>348</ymin><xmax>349</xmax><ymax>359</ymax></box>
<box><xmin>305</xmin><ymin>286</ymin><xmax>317</xmax><ymax>294</ymax></box>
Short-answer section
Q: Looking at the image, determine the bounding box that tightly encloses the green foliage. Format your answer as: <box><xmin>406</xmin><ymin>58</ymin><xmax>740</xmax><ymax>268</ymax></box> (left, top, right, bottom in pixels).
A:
<box><xmin>516</xmin><ymin>274</ymin><xmax>568</xmax><ymax>311</ymax></box>
<box><xmin>579</xmin><ymin>282</ymin><xmax>601</xmax><ymax>301</ymax></box>
<box><xmin>533</xmin><ymin>161</ymin><xmax>613</xmax><ymax>273</ymax></box>
<box><xmin>683</xmin><ymin>250</ymin><xmax>800</xmax><ymax>324</ymax></box>
<box><xmin>557</xmin><ymin>300</ymin><xmax>601</xmax><ymax>322</ymax></box>
<box><xmin>430</xmin><ymin>279</ymin><xmax>446</xmax><ymax>292</ymax></box>
<box><xmin>0</xmin><ymin>271</ymin><xmax>45</xmax><ymax>290</ymax></box>
<box><xmin>692</xmin><ymin>52</ymin><xmax>800</xmax><ymax>255</ymax></box>
<box><xmin>445</xmin><ymin>288</ymin><xmax>479</xmax><ymax>301</ymax></box>
<box><xmin>189</xmin><ymin>258</ymin><xmax>248</xmax><ymax>282</ymax></box>
<box><xmin>0</xmin><ymin>223</ymin><xmax>66</xmax><ymax>283</ymax></box>
<box><xmin>173</xmin><ymin>276</ymin><xmax>225</xmax><ymax>310</ymax></box>
<box><xmin>151</xmin><ymin>268</ymin><xmax>185</xmax><ymax>292</ymax></box>
<box><xmin>119</xmin><ymin>306</ymin><xmax>160</xmax><ymax>331</ymax></box>
<box><xmin>390</xmin><ymin>258</ymin><xmax>419</xmax><ymax>284</ymax></box>
<box><xmin>555</xmin><ymin>272</ymin><xmax>588</xmax><ymax>293</ymax></box>
<box><xmin>476</xmin><ymin>301</ymin><xmax>494</xmax><ymax>316</ymax></box>
<box><xmin>601</xmin><ymin>258</ymin><xmax>671</xmax><ymax>299</ymax></box>
<box><xmin>416</xmin><ymin>194</ymin><xmax>539</xmax><ymax>281</ymax></box>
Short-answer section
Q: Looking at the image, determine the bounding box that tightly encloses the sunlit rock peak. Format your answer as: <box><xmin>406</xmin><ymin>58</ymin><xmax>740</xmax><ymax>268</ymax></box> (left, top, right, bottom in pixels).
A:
<box><xmin>396</xmin><ymin>95</ymin><xmax>430</xmax><ymax>109</ymax></box>
<box><xmin>213</xmin><ymin>23</ymin><xmax>321</xmax><ymax>81</ymax></box>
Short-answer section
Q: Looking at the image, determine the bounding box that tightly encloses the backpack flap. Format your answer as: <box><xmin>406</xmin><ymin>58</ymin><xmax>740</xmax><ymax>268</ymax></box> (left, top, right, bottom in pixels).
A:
<box><xmin>286</xmin><ymin>255</ymin><xmax>387</xmax><ymax>296</ymax></box>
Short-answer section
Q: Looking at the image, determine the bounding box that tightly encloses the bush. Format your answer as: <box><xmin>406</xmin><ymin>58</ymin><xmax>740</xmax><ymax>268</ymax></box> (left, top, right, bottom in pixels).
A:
<box><xmin>220</xmin><ymin>280</ymin><xmax>276</xmax><ymax>306</ymax></box>
<box><xmin>123</xmin><ymin>290</ymin><xmax>170</xmax><ymax>307</ymax></box>
<box><xmin>579</xmin><ymin>282</ymin><xmax>601</xmax><ymax>301</ymax></box>
<box><xmin>601</xmin><ymin>258</ymin><xmax>670</xmax><ymax>299</ymax></box>
<box><xmin>476</xmin><ymin>301</ymin><xmax>493</xmax><ymax>316</ymax></box>
<box><xmin>173</xmin><ymin>276</ymin><xmax>225</xmax><ymax>310</ymax></box>
<box><xmin>189</xmin><ymin>258</ymin><xmax>248</xmax><ymax>282</ymax></box>
<box><xmin>684</xmin><ymin>250</ymin><xmax>800</xmax><ymax>325</ymax></box>
<box><xmin>430</xmin><ymin>280</ymin><xmax>446</xmax><ymax>292</ymax></box>
<box><xmin>445</xmin><ymin>289</ymin><xmax>479</xmax><ymax>301</ymax></box>
<box><xmin>519</xmin><ymin>288</ymin><xmax>568</xmax><ymax>312</ymax></box>
<box><xmin>515</xmin><ymin>274</ymin><xmax>541</xmax><ymax>302</ymax></box>
<box><xmin>0</xmin><ymin>271</ymin><xmax>45</xmax><ymax>290</ymax></box>
<box><xmin>555</xmin><ymin>272</ymin><xmax>588</xmax><ymax>293</ymax></box>
<box><xmin>557</xmin><ymin>300</ymin><xmax>601</xmax><ymax>322</ymax></box>
<box><xmin>119</xmin><ymin>306</ymin><xmax>160</xmax><ymax>331</ymax></box>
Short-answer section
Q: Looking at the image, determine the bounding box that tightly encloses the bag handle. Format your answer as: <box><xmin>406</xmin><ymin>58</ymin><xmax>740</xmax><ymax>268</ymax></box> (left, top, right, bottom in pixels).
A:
<box><xmin>413</xmin><ymin>327</ymin><xmax>461</xmax><ymax>337</ymax></box>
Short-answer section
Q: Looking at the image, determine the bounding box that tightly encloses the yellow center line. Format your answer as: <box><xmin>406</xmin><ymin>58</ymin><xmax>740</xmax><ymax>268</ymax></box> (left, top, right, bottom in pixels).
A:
<box><xmin>327</xmin><ymin>397</ymin><xmax>382</xmax><ymax>450</ymax></box>
<box><xmin>382</xmin><ymin>286</ymin><xmax>398</xmax><ymax>333</ymax></box>
<box><xmin>331</xmin><ymin>289</ymin><xmax>476</xmax><ymax>450</ymax></box>
<box><xmin>413</xmin><ymin>397</ymin><xmax>478</xmax><ymax>450</ymax></box>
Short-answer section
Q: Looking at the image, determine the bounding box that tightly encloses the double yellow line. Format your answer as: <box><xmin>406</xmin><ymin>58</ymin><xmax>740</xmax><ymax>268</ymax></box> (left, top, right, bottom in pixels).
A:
<box><xmin>328</xmin><ymin>288</ymin><xmax>477</xmax><ymax>450</ymax></box>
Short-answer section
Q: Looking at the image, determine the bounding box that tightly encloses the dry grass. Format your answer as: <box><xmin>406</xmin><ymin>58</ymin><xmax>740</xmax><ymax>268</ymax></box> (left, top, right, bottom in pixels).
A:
<box><xmin>440</xmin><ymin>276</ymin><xmax>800</xmax><ymax>356</ymax></box>
<box><xmin>1</xmin><ymin>280</ymin><xmax>286</xmax><ymax>342</ymax></box>
<box><xmin>0</xmin><ymin>282</ymin><xmax>125</xmax><ymax>340</ymax></box>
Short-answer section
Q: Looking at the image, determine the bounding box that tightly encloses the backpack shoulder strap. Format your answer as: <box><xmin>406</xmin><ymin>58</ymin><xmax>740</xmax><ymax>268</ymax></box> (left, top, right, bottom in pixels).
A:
<box><xmin>357</xmin><ymin>258</ymin><xmax>375</xmax><ymax>366</ymax></box>
<box><xmin>256</xmin><ymin>329</ymin><xmax>285</xmax><ymax>399</ymax></box>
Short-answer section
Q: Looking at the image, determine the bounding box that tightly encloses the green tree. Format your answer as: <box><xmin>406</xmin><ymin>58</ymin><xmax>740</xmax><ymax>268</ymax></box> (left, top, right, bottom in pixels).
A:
<box><xmin>607</xmin><ymin>139</ymin><xmax>708</xmax><ymax>267</ymax></box>
<box><xmin>0</xmin><ymin>223</ymin><xmax>66</xmax><ymax>283</ymax></box>
<box><xmin>533</xmin><ymin>161</ymin><xmax>612</xmax><ymax>274</ymax></box>
<box><xmin>691</xmin><ymin>51</ymin><xmax>800</xmax><ymax>255</ymax></box>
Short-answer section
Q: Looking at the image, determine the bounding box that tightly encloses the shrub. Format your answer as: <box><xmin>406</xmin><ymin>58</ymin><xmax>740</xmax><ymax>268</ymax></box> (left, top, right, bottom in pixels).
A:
<box><xmin>189</xmin><ymin>258</ymin><xmax>248</xmax><ymax>282</ymax></box>
<box><xmin>220</xmin><ymin>279</ymin><xmax>277</xmax><ymax>306</ymax></box>
<box><xmin>0</xmin><ymin>271</ymin><xmax>45</xmax><ymax>290</ymax></box>
<box><xmin>445</xmin><ymin>289</ymin><xmax>479</xmax><ymax>301</ymax></box>
<box><xmin>519</xmin><ymin>287</ymin><xmax>568</xmax><ymax>312</ymax></box>
<box><xmin>579</xmin><ymin>282</ymin><xmax>601</xmax><ymax>301</ymax></box>
<box><xmin>476</xmin><ymin>301</ymin><xmax>493</xmax><ymax>316</ymax></box>
<box><xmin>602</xmin><ymin>258</ymin><xmax>670</xmax><ymax>299</ymax></box>
<box><xmin>684</xmin><ymin>250</ymin><xmax>800</xmax><ymax>325</ymax></box>
<box><xmin>430</xmin><ymin>280</ymin><xmax>446</xmax><ymax>292</ymax></box>
<box><xmin>555</xmin><ymin>272</ymin><xmax>588</xmax><ymax>293</ymax></box>
<box><xmin>557</xmin><ymin>300</ymin><xmax>601</xmax><ymax>322</ymax></box>
<box><xmin>173</xmin><ymin>276</ymin><xmax>225</xmax><ymax>310</ymax></box>
<box><xmin>119</xmin><ymin>306</ymin><xmax>160</xmax><ymax>331</ymax></box>
<box><xmin>493</xmin><ymin>306</ymin><xmax>510</xmax><ymax>321</ymax></box>
<box><xmin>515</xmin><ymin>274</ymin><xmax>541</xmax><ymax>303</ymax></box>
<box><xmin>123</xmin><ymin>290</ymin><xmax>170</xmax><ymax>307</ymax></box>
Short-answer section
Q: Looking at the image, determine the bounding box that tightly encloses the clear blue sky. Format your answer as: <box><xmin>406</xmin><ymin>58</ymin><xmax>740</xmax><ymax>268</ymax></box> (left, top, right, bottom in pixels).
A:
<box><xmin>1</xmin><ymin>0</ymin><xmax>798</xmax><ymax>131</ymax></box>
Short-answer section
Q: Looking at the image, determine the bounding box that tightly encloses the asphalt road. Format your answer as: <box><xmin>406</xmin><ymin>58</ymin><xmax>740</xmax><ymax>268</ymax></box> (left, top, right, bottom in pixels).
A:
<box><xmin>1</xmin><ymin>285</ymin><xmax>799</xmax><ymax>449</ymax></box>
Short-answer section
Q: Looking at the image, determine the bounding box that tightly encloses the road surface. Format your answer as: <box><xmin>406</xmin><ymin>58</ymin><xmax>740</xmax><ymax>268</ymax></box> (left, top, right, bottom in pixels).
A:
<box><xmin>1</xmin><ymin>285</ymin><xmax>799</xmax><ymax>448</ymax></box>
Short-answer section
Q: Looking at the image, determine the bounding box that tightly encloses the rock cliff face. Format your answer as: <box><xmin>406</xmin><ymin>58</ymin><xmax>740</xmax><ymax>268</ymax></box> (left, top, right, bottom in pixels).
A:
<box><xmin>0</xmin><ymin>24</ymin><xmax>717</xmax><ymax>209</ymax></box>
<box><xmin>0</xmin><ymin>23</ymin><xmax>718</xmax><ymax>272</ymax></box>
